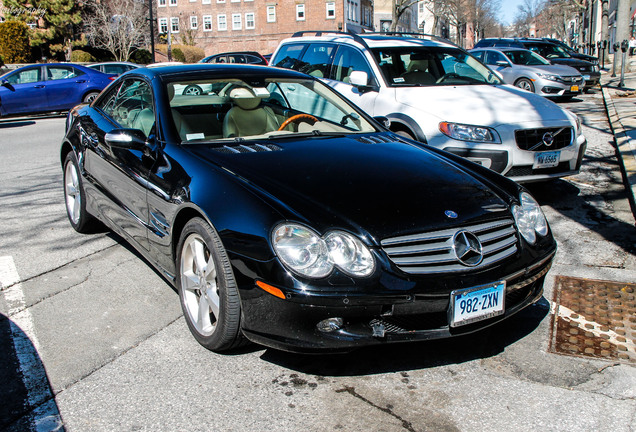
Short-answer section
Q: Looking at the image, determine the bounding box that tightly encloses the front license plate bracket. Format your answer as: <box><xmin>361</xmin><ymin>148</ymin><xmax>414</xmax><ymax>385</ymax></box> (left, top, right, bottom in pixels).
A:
<box><xmin>450</xmin><ymin>282</ymin><xmax>505</xmax><ymax>327</ymax></box>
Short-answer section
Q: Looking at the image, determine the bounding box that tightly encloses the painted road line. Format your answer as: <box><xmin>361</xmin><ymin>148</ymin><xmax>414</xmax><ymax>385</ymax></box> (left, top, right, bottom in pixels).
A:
<box><xmin>0</xmin><ymin>256</ymin><xmax>63</xmax><ymax>432</ymax></box>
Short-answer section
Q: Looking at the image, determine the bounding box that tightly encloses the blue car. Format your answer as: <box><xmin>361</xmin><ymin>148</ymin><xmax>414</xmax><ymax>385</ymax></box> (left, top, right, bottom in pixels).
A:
<box><xmin>0</xmin><ymin>63</ymin><xmax>115</xmax><ymax>118</ymax></box>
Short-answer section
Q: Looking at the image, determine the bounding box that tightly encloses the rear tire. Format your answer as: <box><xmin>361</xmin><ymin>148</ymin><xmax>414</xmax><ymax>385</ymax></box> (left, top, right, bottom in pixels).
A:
<box><xmin>176</xmin><ymin>218</ymin><xmax>246</xmax><ymax>352</ymax></box>
<box><xmin>83</xmin><ymin>92</ymin><xmax>100</xmax><ymax>103</ymax></box>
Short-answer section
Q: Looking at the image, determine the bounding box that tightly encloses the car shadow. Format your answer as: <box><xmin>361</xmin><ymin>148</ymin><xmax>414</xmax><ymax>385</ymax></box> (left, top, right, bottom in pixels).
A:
<box><xmin>0</xmin><ymin>313</ymin><xmax>63</xmax><ymax>430</ymax></box>
<box><xmin>259</xmin><ymin>298</ymin><xmax>550</xmax><ymax>376</ymax></box>
<box><xmin>0</xmin><ymin>120</ymin><xmax>36</xmax><ymax>128</ymax></box>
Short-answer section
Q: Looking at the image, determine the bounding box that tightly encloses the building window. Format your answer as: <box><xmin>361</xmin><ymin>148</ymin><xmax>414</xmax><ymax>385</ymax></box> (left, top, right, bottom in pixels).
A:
<box><xmin>202</xmin><ymin>0</ymin><xmax>210</xmax><ymax>3</ymax></box>
<box><xmin>217</xmin><ymin>0</ymin><xmax>225</xmax><ymax>3</ymax></box>
<box><xmin>218</xmin><ymin>14</ymin><xmax>227</xmax><ymax>31</ymax></box>
<box><xmin>159</xmin><ymin>17</ymin><xmax>168</xmax><ymax>33</ymax></box>
<box><xmin>232</xmin><ymin>13</ymin><xmax>242</xmax><ymax>30</ymax></box>
<box><xmin>171</xmin><ymin>17</ymin><xmax>180</xmax><ymax>33</ymax></box>
<box><xmin>267</xmin><ymin>5</ymin><xmax>276</xmax><ymax>22</ymax></box>
<box><xmin>326</xmin><ymin>2</ymin><xmax>335</xmax><ymax>19</ymax></box>
<box><xmin>190</xmin><ymin>15</ymin><xmax>198</xmax><ymax>29</ymax></box>
<box><xmin>158</xmin><ymin>0</ymin><xmax>166</xmax><ymax>6</ymax></box>
<box><xmin>203</xmin><ymin>15</ymin><xmax>212</xmax><ymax>31</ymax></box>
<box><xmin>169</xmin><ymin>0</ymin><xmax>177</xmax><ymax>6</ymax></box>
<box><xmin>245</xmin><ymin>12</ymin><xmax>255</xmax><ymax>29</ymax></box>
<box><xmin>296</xmin><ymin>3</ymin><xmax>305</xmax><ymax>21</ymax></box>
<box><xmin>231</xmin><ymin>0</ymin><xmax>240</xmax><ymax>2</ymax></box>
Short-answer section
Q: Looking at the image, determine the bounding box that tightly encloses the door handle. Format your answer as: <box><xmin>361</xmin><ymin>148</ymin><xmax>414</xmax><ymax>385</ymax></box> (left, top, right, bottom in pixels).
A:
<box><xmin>75</xmin><ymin>80</ymin><xmax>87</xmax><ymax>83</ymax></box>
<box><xmin>33</xmin><ymin>85</ymin><xmax>45</xmax><ymax>88</ymax></box>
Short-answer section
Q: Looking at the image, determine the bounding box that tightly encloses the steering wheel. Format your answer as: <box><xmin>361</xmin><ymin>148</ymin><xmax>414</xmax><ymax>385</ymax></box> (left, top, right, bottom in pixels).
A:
<box><xmin>278</xmin><ymin>114</ymin><xmax>318</xmax><ymax>131</ymax></box>
<box><xmin>436</xmin><ymin>73</ymin><xmax>460</xmax><ymax>84</ymax></box>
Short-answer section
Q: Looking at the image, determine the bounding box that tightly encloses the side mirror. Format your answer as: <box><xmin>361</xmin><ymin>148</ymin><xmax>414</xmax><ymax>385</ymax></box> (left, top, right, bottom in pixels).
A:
<box><xmin>349</xmin><ymin>71</ymin><xmax>369</xmax><ymax>87</ymax></box>
<box><xmin>495</xmin><ymin>61</ymin><xmax>509</xmax><ymax>67</ymax></box>
<box><xmin>2</xmin><ymin>79</ymin><xmax>13</xmax><ymax>89</ymax></box>
<box><xmin>105</xmin><ymin>129</ymin><xmax>149</xmax><ymax>150</ymax></box>
<box><xmin>374</xmin><ymin>116</ymin><xmax>391</xmax><ymax>129</ymax></box>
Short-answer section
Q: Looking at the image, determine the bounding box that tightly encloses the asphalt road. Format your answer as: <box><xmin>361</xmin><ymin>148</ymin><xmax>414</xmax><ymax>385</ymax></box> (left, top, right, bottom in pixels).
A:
<box><xmin>1</xmin><ymin>90</ymin><xmax>635</xmax><ymax>432</ymax></box>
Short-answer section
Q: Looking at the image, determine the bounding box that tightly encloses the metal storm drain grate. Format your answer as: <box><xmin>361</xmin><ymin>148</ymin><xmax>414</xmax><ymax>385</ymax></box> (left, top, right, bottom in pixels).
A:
<box><xmin>548</xmin><ymin>276</ymin><xmax>636</xmax><ymax>364</ymax></box>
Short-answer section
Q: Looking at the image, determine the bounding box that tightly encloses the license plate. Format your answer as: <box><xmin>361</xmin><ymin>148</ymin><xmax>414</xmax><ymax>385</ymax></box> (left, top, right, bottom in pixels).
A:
<box><xmin>583</xmin><ymin>74</ymin><xmax>590</xmax><ymax>80</ymax></box>
<box><xmin>533</xmin><ymin>151</ymin><xmax>560</xmax><ymax>169</ymax></box>
<box><xmin>570</xmin><ymin>85</ymin><xmax>579</xmax><ymax>92</ymax></box>
<box><xmin>450</xmin><ymin>282</ymin><xmax>505</xmax><ymax>327</ymax></box>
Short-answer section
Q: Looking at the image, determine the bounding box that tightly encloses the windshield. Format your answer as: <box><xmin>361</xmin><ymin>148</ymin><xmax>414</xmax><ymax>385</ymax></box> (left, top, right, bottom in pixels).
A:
<box><xmin>527</xmin><ymin>43</ymin><xmax>571</xmax><ymax>59</ymax></box>
<box><xmin>371</xmin><ymin>46</ymin><xmax>502</xmax><ymax>86</ymax></box>
<box><xmin>503</xmin><ymin>50</ymin><xmax>550</xmax><ymax>66</ymax></box>
<box><xmin>166</xmin><ymin>77</ymin><xmax>377</xmax><ymax>142</ymax></box>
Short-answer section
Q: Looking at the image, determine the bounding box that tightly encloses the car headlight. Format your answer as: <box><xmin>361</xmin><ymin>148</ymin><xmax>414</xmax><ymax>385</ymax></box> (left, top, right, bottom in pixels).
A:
<box><xmin>536</xmin><ymin>73</ymin><xmax>559</xmax><ymax>81</ymax></box>
<box><xmin>575</xmin><ymin>114</ymin><xmax>582</xmax><ymax>137</ymax></box>
<box><xmin>439</xmin><ymin>122</ymin><xmax>500</xmax><ymax>143</ymax></box>
<box><xmin>272</xmin><ymin>223</ymin><xmax>375</xmax><ymax>278</ymax></box>
<box><xmin>512</xmin><ymin>192</ymin><xmax>548</xmax><ymax>244</ymax></box>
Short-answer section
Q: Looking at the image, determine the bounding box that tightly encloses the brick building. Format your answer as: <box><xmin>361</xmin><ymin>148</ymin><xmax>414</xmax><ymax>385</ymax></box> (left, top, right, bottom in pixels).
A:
<box><xmin>155</xmin><ymin>0</ymin><xmax>374</xmax><ymax>57</ymax></box>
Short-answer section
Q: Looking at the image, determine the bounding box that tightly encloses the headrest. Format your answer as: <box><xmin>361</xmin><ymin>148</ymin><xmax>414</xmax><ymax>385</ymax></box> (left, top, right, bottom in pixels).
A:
<box><xmin>407</xmin><ymin>59</ymin><xmax>429</xmax><ymax>73</ymax></box>
<box><xmin>229</xmin><ymin>87</ymin><xmax>270</xmax><ymax>110</ymax></box>
<box><xmin>167</xmin><ymin>84</ymin><xmax>175</xmax><ymax>101</ymax></box>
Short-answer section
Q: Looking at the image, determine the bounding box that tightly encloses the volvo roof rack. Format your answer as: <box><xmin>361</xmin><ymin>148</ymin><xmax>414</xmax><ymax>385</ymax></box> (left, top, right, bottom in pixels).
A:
<box><xmin>290</xmin><ymin>31</ymin><xmax>370</xmax><ymax>49</ymax></box>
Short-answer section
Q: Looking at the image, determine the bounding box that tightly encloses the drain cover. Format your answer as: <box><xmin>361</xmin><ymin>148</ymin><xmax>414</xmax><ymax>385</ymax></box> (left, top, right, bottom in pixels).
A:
<box><xmin>548</xmin><ymin>276</ymin><xmax>636</xmax><ymax>364</ymax></box>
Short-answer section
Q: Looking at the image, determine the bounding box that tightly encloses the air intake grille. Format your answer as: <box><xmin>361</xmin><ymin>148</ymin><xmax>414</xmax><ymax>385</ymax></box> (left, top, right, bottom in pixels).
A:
<box><xmin>381</xmin><ymin>218</ymin><xmax>518</xmax><ymax>274</ymax></box>
<box><xmin>212</xmin><ymin>143</ymin><xmax>282</xmax><ymax>154</ymax></box>
<box><xmin>515</xmin><ymin>127</ymin><xmax>572</xmax><ymax>152</ymax></box>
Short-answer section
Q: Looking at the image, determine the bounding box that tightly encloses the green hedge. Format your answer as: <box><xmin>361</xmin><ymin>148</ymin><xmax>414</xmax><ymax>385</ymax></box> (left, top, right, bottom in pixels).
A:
<box><xmin>0</xmin><ymin>21</ymin><xmax>31</xmax><ymax>63</ymax></box>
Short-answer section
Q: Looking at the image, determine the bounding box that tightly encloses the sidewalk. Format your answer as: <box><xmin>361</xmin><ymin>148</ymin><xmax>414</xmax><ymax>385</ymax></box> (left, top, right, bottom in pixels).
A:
<box><xmin>600</xmin><ymin>63</ymin><xmax>636</xmax><ymax>221</ymax></box>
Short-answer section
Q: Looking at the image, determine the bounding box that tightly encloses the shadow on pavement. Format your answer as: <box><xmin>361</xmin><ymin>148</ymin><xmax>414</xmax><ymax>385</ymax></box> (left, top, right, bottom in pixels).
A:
<box><xmin>0</xmin><ymin>120</ymin><xmax>36</xmax><ymax>128</ymax></box>
<box><xmin>0</xmin><ymin>313</ymin><xmax>63</xmax><ymax>431</ymax></box>
<box><xmin>260</xmin><ymin>298</ymin><xmax>550</xmax><ymax>376</ymax></box>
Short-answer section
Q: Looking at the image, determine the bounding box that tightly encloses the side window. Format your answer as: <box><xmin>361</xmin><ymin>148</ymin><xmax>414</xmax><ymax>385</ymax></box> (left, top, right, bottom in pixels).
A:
<box><xmin>47</xmin><ymin>66</ymin><xmax>83</xmax><ymax>80</ymax></box>
<box><xmin>5</xmin><ymin>68</ymin><xmax>42</xmax><ymax>85</ymax></box>
<box><xmin>331</xmin><ymin>46</ymin><xmax>373</xmax><ymax>84</ymax></box>
<box><xmin>484</xmin><ymin>51</ymin><xmax>505</xmax><ymax>65</ymax></box>
<box><xmin>103</xmin><ymin>64</ymin><xmax>128</xmax><ymax>75</ymax></box>
<box><xmin>98</xmin><ymin>79</ymin><xmax>155</xmax><ymax>136</ymax></box>
<box><xmin>471</xmin><ymin>51</ymin><xmax>484</xmax><ymax>62</ymax></box>
<box><xmin>298</xmin><ymin>43</ymin><xmax>335</xmax><ymax>78</ymax></box>
<box><xmin>271</xmin><ymin>43</ymin><xmax>306</xmax><ymax>70</ymax></box>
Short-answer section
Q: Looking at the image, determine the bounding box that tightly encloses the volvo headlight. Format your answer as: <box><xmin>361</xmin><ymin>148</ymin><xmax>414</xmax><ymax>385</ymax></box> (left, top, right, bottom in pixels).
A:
<box><xmin>439</xmin><ymin>122</ymin><xmax>500</xmax><ymax>143</ymax></box>
<box><xmin>512</xmin><ymin>192</ymin><xmax>549</xmax><ymax>244</ymax></box>
<box><xmin>536</xmin><ymin>73</ymin><xmax>560</xmax><ymax>81</ymax></box>
<box><xmin>272</xmin><ymin>223</ymin><xmax>375</xmax><ymax>278</ymax></box>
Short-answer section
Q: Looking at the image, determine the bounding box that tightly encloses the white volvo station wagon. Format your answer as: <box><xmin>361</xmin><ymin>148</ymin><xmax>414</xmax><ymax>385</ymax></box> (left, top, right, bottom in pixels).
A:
<box><xmin>270</xmin><ymin>32</ymin><xmax>587</xmax><ymax>182</ymax></box>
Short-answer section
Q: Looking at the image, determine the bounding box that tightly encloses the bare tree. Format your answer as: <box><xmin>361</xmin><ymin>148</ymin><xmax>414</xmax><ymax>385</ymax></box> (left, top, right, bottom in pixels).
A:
<box><xmin>83</xmin><ymin>0</ymin><xmax>151</xmax><ymax>61</ymax></box>
<box><xmin>513</xmin><ymin>0</ymin><xmax>545</xmax><ymax>36</ymax></box>
<box><xmin>390</xmin><ymin>0</ymin><xmax>420</xmax><ymax>32</ymax></box>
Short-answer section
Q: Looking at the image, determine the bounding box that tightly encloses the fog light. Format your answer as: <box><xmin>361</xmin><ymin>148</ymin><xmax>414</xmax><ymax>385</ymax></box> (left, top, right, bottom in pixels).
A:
<box><xmin>317</xmin><ymin>318</ymin><xmax>343</xmax><ymax>333</ymax></box>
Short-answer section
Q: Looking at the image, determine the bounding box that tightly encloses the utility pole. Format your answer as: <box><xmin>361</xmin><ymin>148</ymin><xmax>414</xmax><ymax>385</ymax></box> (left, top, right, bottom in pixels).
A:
<box><xmin>615</xmin><ymin>0</ymin><xmax>630</xmax><ymax>73</ymax></box>
<box><xmin>601</xmin><ymin>0</ymin><xmax>609</xmax><ymax>66</ymax></box>
<box><xmin>148</xmin><ymin>0</ymin><xmax>156</xmax><ymax>63</ymax></box>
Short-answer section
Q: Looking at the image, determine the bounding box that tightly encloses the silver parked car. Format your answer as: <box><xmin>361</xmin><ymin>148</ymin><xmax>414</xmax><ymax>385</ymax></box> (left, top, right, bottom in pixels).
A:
<box><xmin>470</xmin><ymin>47</ymin><xmax>584</xmax><ymax>100</ymax></box>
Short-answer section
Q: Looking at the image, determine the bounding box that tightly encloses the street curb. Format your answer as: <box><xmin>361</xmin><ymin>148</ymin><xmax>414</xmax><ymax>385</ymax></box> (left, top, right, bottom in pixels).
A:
<box><xmin>601</xmin><ymin>84</ymin><xmax>636</xmax><ymax>222</ymax></box>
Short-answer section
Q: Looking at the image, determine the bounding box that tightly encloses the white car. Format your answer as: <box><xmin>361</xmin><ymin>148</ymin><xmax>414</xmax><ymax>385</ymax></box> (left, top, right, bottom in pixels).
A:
<box><xmin>270</xmin><ymin>32</ymin><xmax>587</xmax><ymax>182</ymax></box>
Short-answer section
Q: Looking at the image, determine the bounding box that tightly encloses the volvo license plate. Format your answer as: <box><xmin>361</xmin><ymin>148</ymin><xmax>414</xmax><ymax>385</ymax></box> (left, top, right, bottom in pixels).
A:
<box><xmin>450</xmin><ymin>282</ymin><xmax>505</xmax><ymax>327</ymax></box>
<box><xmin>534</xmin><ymin>151</ymin><xmax>560</xmax><ymax>169</ymax></box>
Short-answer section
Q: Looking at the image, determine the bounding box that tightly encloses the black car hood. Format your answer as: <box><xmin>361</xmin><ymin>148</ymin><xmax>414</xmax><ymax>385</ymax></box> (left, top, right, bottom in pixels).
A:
<box><xmin>187</xmin><ymin>134</ymin><xmax>513</xmax><ymax>243</ymax></box>
<box><xmin>549</xmin><ymin>57</ymin><xmax>593</xmax><ymax>69</ymax></box>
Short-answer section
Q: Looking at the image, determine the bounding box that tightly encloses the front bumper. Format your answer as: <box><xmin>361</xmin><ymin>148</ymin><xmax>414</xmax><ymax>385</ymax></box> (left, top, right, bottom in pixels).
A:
<box><xmin>237</xmin><ymin>251</ymin><xmax>555</xmax><ymax>353</ymax></box>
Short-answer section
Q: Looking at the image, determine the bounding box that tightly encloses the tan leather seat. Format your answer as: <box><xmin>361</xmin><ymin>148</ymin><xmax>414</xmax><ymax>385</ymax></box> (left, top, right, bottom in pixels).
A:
<box><xmin>222</xmin><ymin>87</ymin><xmax>278</xmax><ymax>138</ymax></box>
<box><xmin>168</xmin><ymin>84</ymin><xmax>194</xmax><ymax>141</ymax></box>
<box><xmin>401</xmin><ymin>59</ymin><xmax>436</xmax><ymax>84</ymax></box>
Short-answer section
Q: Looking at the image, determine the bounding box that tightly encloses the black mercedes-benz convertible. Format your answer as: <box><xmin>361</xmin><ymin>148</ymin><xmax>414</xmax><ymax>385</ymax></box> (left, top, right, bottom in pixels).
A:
<box><xmin>61</xmin><ymin>64</ymin><xmax>556</xmax><ymax>353</ymax></box>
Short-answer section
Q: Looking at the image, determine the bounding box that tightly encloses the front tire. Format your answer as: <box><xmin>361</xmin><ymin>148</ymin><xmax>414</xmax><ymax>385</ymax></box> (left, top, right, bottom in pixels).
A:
<box><xmin>176</xmin><ymin>218</ymin><xmax>245</xmax><ymax>352</ymax></box>
<box><xmin>514</xmin><ymin>78</ymin><xmax>535</xmax><ymax>93</ymax></box>
<box><xmin>63</xmin><ymin>152</ymin><xmax>97</xmax><ymax>233</ymax></box>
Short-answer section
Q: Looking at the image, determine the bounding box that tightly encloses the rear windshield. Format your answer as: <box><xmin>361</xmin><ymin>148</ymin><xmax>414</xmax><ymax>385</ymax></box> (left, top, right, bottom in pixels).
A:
<box><xmin>370</xmin><ymin>47</ymin><xmax>501</xmax><ymax>87</ymax></box>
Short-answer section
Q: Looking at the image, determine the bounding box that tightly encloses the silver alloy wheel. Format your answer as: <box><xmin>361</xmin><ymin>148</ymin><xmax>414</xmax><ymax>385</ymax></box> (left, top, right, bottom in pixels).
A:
<box><xmin>64</xmin><ymin>161</ymin><xmax>81</xmax><ymax>225</ymax></box>
<box><xmin>183</xmin><ymin>85</ymin><xmax>202</xmax><ymax>95</ymax></box>
<box><xmin>515</xmin><ymin>79</ymin><xmax>534</xmax><ymax>92</ymax></box>
<box><xmin>180</xmin><ymin>233</ymin><xmax>220</xmax><ymax>337</ymax></box>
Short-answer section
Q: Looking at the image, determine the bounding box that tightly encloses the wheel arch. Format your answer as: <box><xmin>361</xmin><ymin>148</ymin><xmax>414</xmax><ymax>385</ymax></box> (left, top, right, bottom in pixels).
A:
<box><xmin>386</xmin><ymin>113</ymin><xmax>427</xmax><ymax>143</ymax></box>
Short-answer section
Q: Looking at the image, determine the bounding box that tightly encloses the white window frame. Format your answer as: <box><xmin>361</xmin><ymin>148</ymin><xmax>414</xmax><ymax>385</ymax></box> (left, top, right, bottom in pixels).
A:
<box><xmin>231</xmin><ymin>0</ymin><xmax>240</xmax><ymax>3</ymax></box>
<box><xmin>158</xmin><ymin>0</ymin><xmax>167</xmax><ymax>7</ymax></box>
<box><xmin>217</xmin><ymin>0</ymin><xmax>225</xmax><ymax>3</ymax></box>
<box><xmin>202</xmin><ymin>0</ymin><xmax>211</xmax><ymax>3</ymax></box>
<box><xmin>326</xmin><ymin>2</ymin><xmax>335</xmax><ymax>19</ymax></box>
<box><xmin>217</xmin><ymin>14</ymin><xmax>227</xmax><ymax>31</ymax></box>
<box><xmin>169</xmin><ymin>0</ymin><xmax>177</xmax><ymax>6</ymax></box>
<box><xmin>171</xmin><ymin>17</ymin><xmax>180</xmax><ymax>33</ymax></box>
<box><xmin>158</xmin><ymin>17</ymin><xmax>168</xmax><ymax>33</ymax></box>
<box><xmin>203</xmin><ymin>15</ymin><xmax>213</xmax><ymax>31</ymax></box>
<box><xmin>296</xmin><ymin>3</ymin><xmax>305</xmax><ymax>21</ymax></box>
<box><xmin>245</xmin><ymin>12</ymin><xmax>255</xmax><ymax>29</ymax></box>
<box><xmin>190</xmin><ymin>15</ymin><xmax>198</xmax><ymax>29</ymax></box>
<box><xmin>232</xmin><ymin>13</ymin><xmax>242</xmax><ymax>30</ymax></box>
<box><xmin>266</xmin><ymin>5</ymin><xmax>276</xmax><ymax>23</ymax></box>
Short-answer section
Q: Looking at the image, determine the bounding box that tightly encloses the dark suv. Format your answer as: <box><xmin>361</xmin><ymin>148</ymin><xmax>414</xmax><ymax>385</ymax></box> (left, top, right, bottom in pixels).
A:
<box><xmin>474</xmin><ymin>38</ymin><xmax>600</xmax><ymax>90</ymax></box>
